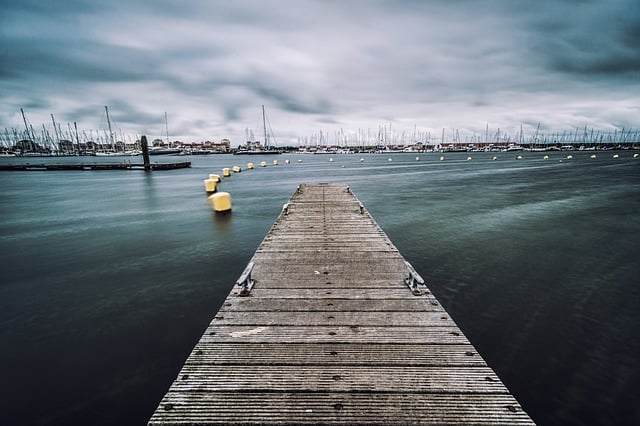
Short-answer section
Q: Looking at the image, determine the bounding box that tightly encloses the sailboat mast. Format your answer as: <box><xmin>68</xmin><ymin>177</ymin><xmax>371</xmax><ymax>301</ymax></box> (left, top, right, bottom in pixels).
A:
<box><xmin>164</xmin><ymin>112</ymin><xmax>169</xmax><ymax>145</ymax></box>
<box><xmin>20</xmin><ymin>108</ymin><xmax>34</xmax><ymax>142</ymax></box>
<box><xmin>262</xmin><ymin>105</ymin><xmax>268</xmax><ymax>148</ymax></box>
<box><xmin>105</xmin><ymin>106</ymin><xmax>115</xmax><ymax>151</ymax></box>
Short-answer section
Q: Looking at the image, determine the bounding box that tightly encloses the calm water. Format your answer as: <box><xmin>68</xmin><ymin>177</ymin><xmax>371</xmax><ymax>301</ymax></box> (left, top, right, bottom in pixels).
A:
<box><xmin>1</xmin><ymin>152</ymin><xmax>639</xmax><ymax>425</ymax></box>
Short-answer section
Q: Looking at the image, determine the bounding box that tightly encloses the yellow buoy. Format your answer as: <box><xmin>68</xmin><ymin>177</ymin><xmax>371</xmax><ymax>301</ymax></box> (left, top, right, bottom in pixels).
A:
<box><xmin>273</xmin><ymin>159</ymin><xmax>278</xmax><ymax>166</ymax></box>
<box><xmin>208</xmin><ymin>192</ymin><xmax>232</xmax><ymax>213</ymax></box>
<box><xmin>439</xmin><ymin>156</ymin><xmax>445</xmax><ymax>161</ymax></box>
<box><xmin>416</xmin><ymin>156</ymin><xmax>420</xmax><ymax>161</ymax></box>
<box><xmin>203</xmin><ymin>178</ymin><xmax>218</xmax><ymax>193</ymax></box>
<box><xmin>590</xmin><ymin>154</ymin><xmax>597</xmax><ymax>159</ymax></box>
<box><xmin>247</xmin><ymin>162</ymin><xmax>254</xmax><ymax>170</ymax></box>
<box><xmin>222</xmin><ymin>167</ymin><xmax>231</xmax><ymax>177</ymax></box>
<box><xmin>232</xmin><ymin>166</ymin><xmax>241</xmax><ymax>173</ymax></box>
<box><xmin>209</xmin><ymin>174</ymin><xmax>221</xmax><ymax>182</ymax></box>
<box><xmin>260</xmin><ymin>161</ymin><xmax>267</xmax><ymax>167</ymax></box>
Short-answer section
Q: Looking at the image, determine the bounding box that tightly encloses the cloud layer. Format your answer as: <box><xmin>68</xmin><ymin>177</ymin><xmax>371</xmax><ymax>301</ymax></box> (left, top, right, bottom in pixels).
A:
<box><xmin>1</xmin><ymin>0</ymin><xmax>638</xmax><ymax>145</ymax></box>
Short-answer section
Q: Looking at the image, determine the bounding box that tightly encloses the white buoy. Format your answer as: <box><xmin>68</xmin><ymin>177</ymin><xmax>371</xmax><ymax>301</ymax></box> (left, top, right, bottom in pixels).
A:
<box><xmin>388</xmin><ymin>158</ymin><xmax>392</xmax><ymax>162</ymax></box>
<box><xmin>543</xmin><ymin>155</ymin><xmax>549</xmax><ymax>160</ymax></box>
<box><xmin>232</xmin><ymin>166</ymin><xmax>241</xmax><ymax>173</ymax></box>
<box><xmin>590</xmin><ymin>154</ymin><xmax>597</xmax><ymax>159</ymax></box>
<box><xmin>203</xmin><ymin>178</ymin><xmax>218</xmax><ymax>193</ymax></box>
<box><xmin>516</xmin><ymin>155</ymin><xmax>523</xmax><ymax>160</ymax></box>
<box><xmin>634</xmin><ymin>153</ymin><xmax>639</xmax><ymax>158</ymax></box>
<box><xmin>329</xmin><ymin>157</ymin><xmax>334</xmax><ymax>162</ymax></box>
<box><xmin>359</xmin><ymin>158</ymin><xmax>364</xmax><ymax>163</ymax></box>
<box><xmin>260</xmin><ymin>161</ymin><xmax>267</xmax><ymax>167</ymax></box>
<box><xmin>222</xmin><ymin>167</ymin><xmax>231</xmax><ymax>177</ymax></box>
<box><xmin>492</xmin><ymin>156</ymin><xmax>498</xmax><ymax>161</ymax></box>
<box><xmin>273</xmin><ymin>159</ymin><xmax>278</xmax><ymax>166</ymax></box>
<box><xmin>298</xmin><ymin>159</ymin><xmax>303</xmax><ymax>163</ymax></box>
<box><xmin>467</xmin><ymin>156</ymin><xmax>472</xmax><ymax>161</ymax></box>
<box><xmin>567</xmin><ymin>155</ymin><xmax>573</xmax><ymax>160</ymax></box>
<box><xmin>285</xmin><ymin>159</ymin><xmax>290</xmax><ymax>164</ymax></box>
<box><xmin>208</xmin><ymin>192</ymin><xmax>232</xmax><ymax>213</ymax></box>
<box><xmin>439</xmin><ymin>156</ymin><xmax>445</xmax><ymax>161</ymax></box>
<box><xmin>209</xmin><ymin>174</ymin><xmax>221</xmax><ymax>182</ymax></box>
<box><xmin>247</xmin><ymin>162</ymin><xmax>254</xmax><ymax>170</ymax></box>
<box><xmin>613</xmin><ymin>154</ymin><xmax>619</xmax><ymax>159</ymax></box>
<box><xmin>416</xmin><ymin>156</ymin><xmax>420</xmax><ymax>161</ymax></box>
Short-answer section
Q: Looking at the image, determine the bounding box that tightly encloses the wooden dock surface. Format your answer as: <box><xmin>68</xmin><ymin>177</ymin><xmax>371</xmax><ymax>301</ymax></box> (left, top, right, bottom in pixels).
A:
<box><xmin>149</xmin><ymin>183</ymin><xmax>534</xmax><ymax>425</ymax></box>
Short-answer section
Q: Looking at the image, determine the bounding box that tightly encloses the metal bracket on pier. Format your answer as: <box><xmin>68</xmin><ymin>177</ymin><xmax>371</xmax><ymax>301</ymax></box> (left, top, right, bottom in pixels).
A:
<box><xmin>236</xmin><ymin>261</ymin><xmax>255</xmax><ymax>297</ymax></box>
<box><xmin>359</xmin><ymin>203</ymin><xmax>365</xmax><ymax>214</ymax></box>
<box><xmin>404</xmin><ymin>260</ymin><xmax>426</xmax><ymax>296</ymax></box>
<box><xmin>282</xmin><ymin>203</ymin><xmax>289</xmax><ymax>215</ymax></box>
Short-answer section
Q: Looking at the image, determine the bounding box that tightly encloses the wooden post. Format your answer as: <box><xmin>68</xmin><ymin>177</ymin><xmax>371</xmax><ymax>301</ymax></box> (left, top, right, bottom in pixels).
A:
<box><xmin>141</xmin><ymin>135</ymin><xmax>151</xmax><ymax>171</ymax></box>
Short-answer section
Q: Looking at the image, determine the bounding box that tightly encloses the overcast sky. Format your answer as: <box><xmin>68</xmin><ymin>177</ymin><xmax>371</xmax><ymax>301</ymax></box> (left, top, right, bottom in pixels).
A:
<box><xmin>1</xmin><ymin>0</ymin><xmax>639</xmax><ymax>146</ymax></box>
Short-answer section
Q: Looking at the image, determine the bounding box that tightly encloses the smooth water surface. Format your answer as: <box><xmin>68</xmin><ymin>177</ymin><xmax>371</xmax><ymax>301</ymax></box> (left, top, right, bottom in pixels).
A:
<box><xmin>1</xmin><ymin>152</ymin><xmax>639</xmax><ymax>425</ymax></box>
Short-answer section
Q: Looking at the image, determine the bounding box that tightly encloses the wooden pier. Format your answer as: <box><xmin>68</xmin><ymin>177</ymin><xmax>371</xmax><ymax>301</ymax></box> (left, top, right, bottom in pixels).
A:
<box><xmin>149</xmin><ymin>183</ymin><xmax>534</xmax><ymax>425</ymax></box>
<box><xmin>0</xmin><ymin>161</ymin><xmax>191</xmax><ymax>171</ymax></box>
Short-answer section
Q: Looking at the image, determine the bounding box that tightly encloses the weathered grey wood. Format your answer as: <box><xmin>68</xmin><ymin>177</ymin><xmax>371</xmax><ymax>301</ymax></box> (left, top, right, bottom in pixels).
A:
<box><xmin>149</xmin><ymin>183</ymin><xmax>534</xmax><ymax>425</ymax></box>
<box><xmin>183</xmin><ymin>343</ymin><xmax>488</xmax><ymax>367</ymax></box>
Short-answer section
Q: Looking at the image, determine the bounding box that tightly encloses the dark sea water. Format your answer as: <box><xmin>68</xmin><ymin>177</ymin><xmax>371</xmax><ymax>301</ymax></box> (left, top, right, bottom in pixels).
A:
<box><xmin>1</xmin><ymin>152</ymin><xmax>639</xmax><ymax>425</ymax></box>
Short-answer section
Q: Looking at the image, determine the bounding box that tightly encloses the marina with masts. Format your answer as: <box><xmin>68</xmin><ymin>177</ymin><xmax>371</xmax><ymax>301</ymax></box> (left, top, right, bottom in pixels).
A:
<box><xmin>1</xmin><ymin>108</ymin><xmax>639</xmax><ymax>157</ymax></box>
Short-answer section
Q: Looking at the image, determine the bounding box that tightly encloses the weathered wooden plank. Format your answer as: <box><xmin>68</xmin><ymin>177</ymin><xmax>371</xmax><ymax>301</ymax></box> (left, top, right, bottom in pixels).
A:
<box><xmin>208</xmin><ymin>311</ymin><xmax>456</xmax><ymax>326</ymax></box>
<box><xmin>199</xmin><ymin>325</ymin><xmax>471</xmax><ymax>344</ymax></box>
<box><xmin>231</xmin><ymin>288</ymin><xmax>422</xmax><ymax>299</ymax></box>
<box><xmin>149</xmin><ymin>393</ymin><xmax>532</xmax><ymax>425</ymax></box>
<box><xmin>184</xmin><ymin>343</ymin><xmax>488</xmax><ymax>367</ymax></box>
<box><xmin>168</xmin><ymin>366</ymin><xmax>508</xmax><ymax>393</ymax></box>
<box><xmin>148</xmin><ymin>183</ymin><xmax>534</xmax><ymax>425</ymax></box>
<box><xmin>220</xmin><ymin>298</ymin><xmax>443</xmax><ymax>312</ymax></box>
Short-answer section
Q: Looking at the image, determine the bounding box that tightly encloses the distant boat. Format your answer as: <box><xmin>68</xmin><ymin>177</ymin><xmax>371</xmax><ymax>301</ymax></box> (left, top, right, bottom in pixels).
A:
<box><xmin>149</xmin><ymin>112</ymin><xmax>183</xmax><ymax>155</ymax></box>
<box><xmin>234</xmin><ymin>105</ymin><xmax>281</xmax><ymax>155</ymax></box>
<box><xmin>149</xmin><ymin>146</ymin><xmax>183</xmax><ymax>155</ymax></box>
